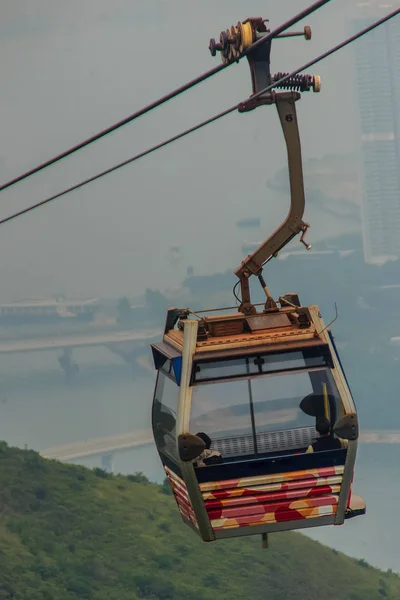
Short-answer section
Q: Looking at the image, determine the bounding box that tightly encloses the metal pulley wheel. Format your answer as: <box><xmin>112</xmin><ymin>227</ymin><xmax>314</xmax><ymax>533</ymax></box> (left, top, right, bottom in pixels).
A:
<box><xmin>219</xmin><ymin>30</ymin><xmax>228</xmax><ymax>51</ymax></box>
<box><xmin>238</xmin><ymin>21</ymin><xmax>254</xmax><ymax>52</ymax></box>
<box><xmin>229</xmin><ymin>26</ymin><xmax>240</xmax><ymax>60</ymax></box>
<box><xmin>230</xmin><ymin>25</ymin><xmax>241</xmax><ymax>51</ymax></box>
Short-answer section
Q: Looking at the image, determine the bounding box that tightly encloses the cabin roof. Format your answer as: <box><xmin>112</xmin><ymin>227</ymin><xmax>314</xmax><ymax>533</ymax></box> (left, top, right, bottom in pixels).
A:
<box><xmin>163</xmin><ymin>306</ymin><xmax>323</xmax><ymax>356</ymax></box>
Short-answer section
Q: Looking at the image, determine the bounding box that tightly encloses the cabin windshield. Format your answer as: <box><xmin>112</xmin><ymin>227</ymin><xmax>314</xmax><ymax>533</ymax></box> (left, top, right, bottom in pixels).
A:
<box><xmin>152</xmin><ymin>364</ymin><xmax>180</xmax><ymax>463</ymax></box>
<box><xmin>190</xmin><ymin>358</ymin><xmax>342</xmax><ymax>458</ymax></box>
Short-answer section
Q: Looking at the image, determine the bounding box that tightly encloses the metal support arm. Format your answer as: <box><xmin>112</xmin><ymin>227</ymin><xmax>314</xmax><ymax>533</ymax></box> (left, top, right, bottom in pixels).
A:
<box><xmin>237</xmin><ymin>93</ymin><xmax>309</xmax><ymax>277</ymax></box>
<box><xmin>235</xmin><ymin>93</ymin><xmax>311</xmax><ymax>314</ymax></box>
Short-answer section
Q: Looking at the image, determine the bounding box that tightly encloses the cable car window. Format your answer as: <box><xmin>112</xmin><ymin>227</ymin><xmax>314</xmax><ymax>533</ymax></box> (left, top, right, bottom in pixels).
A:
<box><xmin>250</xmin><ymin>369</ymin><xmax>342</xmax><ymax>436</ymax></box>
<box><xmin>308</xmin><ymin>369</ymin><xmax>342</xmax><ymax>426</ymax></box>
<box><xmin>152</xmin><ymin>371</ymin><xmax>179</xmax><ymax>462</ymax></box>
<box><xmin>160</xmin><ymin>359</ymin><xmax>176</xmax><ymax>382</ymax></box>
<box><xmin>193</xmin><ymin>346</ymin><xmax>331</xmax><ymax>382</ymax></box>
<box><xmin>194</xmin><ymin>357</ymin><xmax>258</xmax><ymax>381</ymax></box>
<box><xmin>257</xmin><ymin>350</ymin><xmax>325</xmax><ymax>372</ymax></box>
<box><xmin>251</xmin><ymin>371</ymin><xmax>316</xmax><ymax>434</ymax></box>
<box><xmin>190</xmin><ymin>379</ymin><xmax>253</xmax><ymax>440</ymax></box>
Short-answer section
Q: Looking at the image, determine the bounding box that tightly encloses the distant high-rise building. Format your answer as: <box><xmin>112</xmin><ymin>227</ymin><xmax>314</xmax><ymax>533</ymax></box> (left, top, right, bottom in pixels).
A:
<box><xmin>352</xmin><ymin>1</ymin><xmax>400</xmax><ymax>264</ymax></box>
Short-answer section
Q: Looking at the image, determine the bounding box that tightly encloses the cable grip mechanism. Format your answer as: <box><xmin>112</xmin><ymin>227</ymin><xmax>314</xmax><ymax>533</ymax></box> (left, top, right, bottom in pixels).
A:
<box><xmin>208</xmin><ymin>18</ymin><xmax>312</xmax><ymax>65</ymax></box>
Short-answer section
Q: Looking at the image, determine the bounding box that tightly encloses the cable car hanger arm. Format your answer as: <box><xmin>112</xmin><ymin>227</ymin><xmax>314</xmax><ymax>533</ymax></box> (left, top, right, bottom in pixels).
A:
<box><xmin>236</xmin><ymin>92</ymin><xmax>313</xmax><ymax>314</ymax></box>
<box><xmin>210</xmin><ymin>17</ymin><xmax>319</xmax><ymax>315</ymax></box>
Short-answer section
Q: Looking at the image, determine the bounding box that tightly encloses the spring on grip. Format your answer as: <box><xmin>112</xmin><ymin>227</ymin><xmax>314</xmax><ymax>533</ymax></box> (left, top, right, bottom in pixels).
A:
<box><xmin>272</xmin><ymin>72</ymin><xmax>320</xmax><ymax>92</ymax></box>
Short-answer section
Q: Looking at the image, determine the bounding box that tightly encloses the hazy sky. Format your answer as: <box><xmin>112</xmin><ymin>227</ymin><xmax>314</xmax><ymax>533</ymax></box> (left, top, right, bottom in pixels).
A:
<box><xmin>0</xmin><ymin>1</ymin><xmax>378</xmax><ymax>301</ymax></box>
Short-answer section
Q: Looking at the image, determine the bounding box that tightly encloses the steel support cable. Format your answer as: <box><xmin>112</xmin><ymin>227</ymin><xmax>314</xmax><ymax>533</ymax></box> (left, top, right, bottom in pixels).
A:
<box><xmin>0</xmin><ymin>7</ymin><xmax>398</xmax><ymax>228</ymax></box>
<box><xmin>0</xmin><ymin>0</ymin><xmax>332</xmax><ymax>192</ymax></box>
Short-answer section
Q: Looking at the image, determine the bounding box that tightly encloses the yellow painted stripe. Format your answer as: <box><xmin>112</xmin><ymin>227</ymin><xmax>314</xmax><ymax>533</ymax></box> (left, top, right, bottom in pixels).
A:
<box><xmin>199</xmin><ymin>466</ymin><xmax>345</xmax><ymax>492</ymax></box>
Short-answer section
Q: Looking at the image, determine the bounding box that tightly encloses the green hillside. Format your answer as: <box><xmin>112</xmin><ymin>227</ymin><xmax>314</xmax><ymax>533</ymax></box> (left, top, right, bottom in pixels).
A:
<box><xmin>0</xmin><ymin>442</ymin><xmax>398</xmax><ymax>600</ymax></box>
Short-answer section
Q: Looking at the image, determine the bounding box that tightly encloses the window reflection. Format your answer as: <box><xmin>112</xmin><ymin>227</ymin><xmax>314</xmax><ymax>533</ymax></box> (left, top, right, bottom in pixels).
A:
<box><xmin>251</xmin><ymin>371</ymin><xmax>315</xmax><ymax>434</ymax></box>
<box><xmin>190</xmin><ymin>379</ymin><xmax>252</xmax><ymax>439</ymax></box>
<box><xmin>152</xmin><ymin>372</ymin><xmax>179</xmax><ymax>462</ymax></box>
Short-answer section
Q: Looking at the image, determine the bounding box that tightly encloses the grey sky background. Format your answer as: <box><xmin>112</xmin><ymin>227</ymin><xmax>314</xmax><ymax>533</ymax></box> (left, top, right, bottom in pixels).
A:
<box><xmin>0</xmin><ymin>1</ymin><xmax>366</xmax><ymax>301</ymax></box>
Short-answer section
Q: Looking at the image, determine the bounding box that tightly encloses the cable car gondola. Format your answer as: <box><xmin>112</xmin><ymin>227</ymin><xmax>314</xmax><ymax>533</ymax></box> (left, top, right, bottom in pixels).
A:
<box><xmin>150</xmin><ymin>16</ymin><xmax>366</xmax><ymax>546</ymax></box>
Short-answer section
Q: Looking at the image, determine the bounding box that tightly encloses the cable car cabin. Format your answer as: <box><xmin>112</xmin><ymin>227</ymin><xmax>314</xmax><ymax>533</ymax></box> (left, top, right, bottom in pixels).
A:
<box><xmin>151</xmin><ymin>300</ymin><xmax>366</xmax><ymax>544</ymax></box>
<box><xmin>149</xmin><ymin>17</ymin><xmax>366</xmax><ymax>545</ymax></box>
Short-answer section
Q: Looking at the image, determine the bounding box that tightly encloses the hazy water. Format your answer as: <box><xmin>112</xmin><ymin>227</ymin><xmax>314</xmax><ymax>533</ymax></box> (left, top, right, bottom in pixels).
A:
<box><xmin>0</xmin><ymin>347</ymin><xmax>398</xmax><ymax>574</ymax></box>
<box><xmin>0</xmin><ymin>347</ymin><xmax>154</xmax><ymax>449</ymax></box>
<box><xmin>304</xmin><ymin>444</ymin><xmax>400</xmax><ymax>573</ymax></box>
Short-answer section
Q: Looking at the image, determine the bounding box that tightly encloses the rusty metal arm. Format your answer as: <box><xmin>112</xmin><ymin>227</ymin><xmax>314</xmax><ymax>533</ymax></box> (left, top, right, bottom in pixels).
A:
<box><xmin>235</xmin><ymin>92</ymin><xmax>311</xmax><ymax>313</ymax></box>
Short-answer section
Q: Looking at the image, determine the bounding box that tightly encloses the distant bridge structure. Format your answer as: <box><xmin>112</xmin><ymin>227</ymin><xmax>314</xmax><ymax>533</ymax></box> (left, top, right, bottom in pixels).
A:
<box><xmin>0</xmin><ymin>328</ymin><xmax>161</xmax><ymax>354</ymax></box>
<box><xmin>0</xmin><ymin>327</ymin><xmax>161</xmax><ymax>380</ymax></box>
